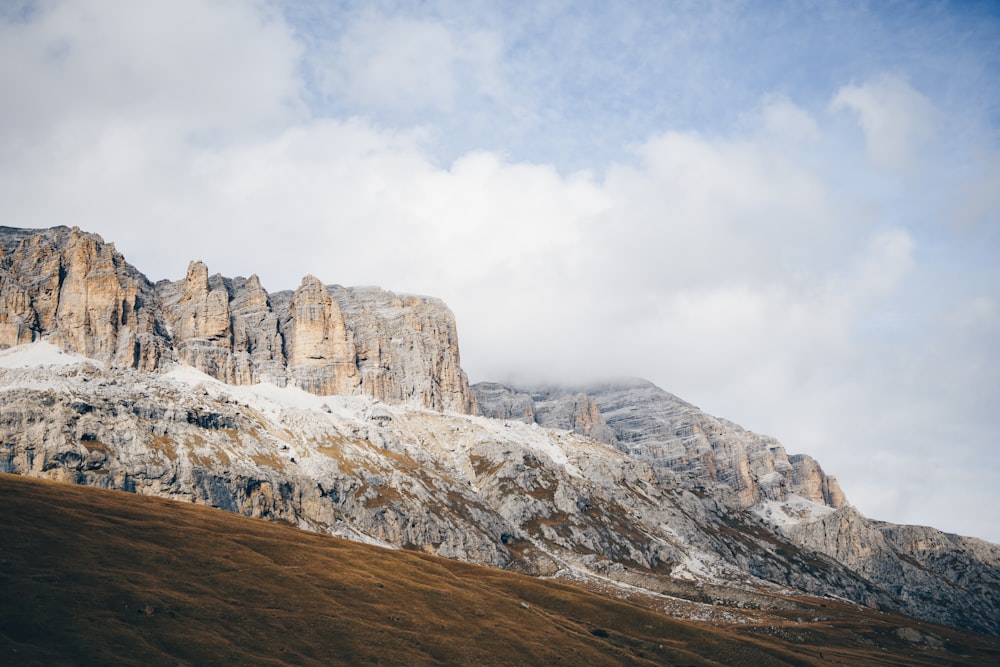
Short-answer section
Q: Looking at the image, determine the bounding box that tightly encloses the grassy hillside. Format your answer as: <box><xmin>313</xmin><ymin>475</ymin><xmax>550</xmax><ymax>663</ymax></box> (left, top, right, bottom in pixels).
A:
<box><xmin>1</xmin><ymin>474</ymin><xmax>996</xmax><ymax>666</ymax></box>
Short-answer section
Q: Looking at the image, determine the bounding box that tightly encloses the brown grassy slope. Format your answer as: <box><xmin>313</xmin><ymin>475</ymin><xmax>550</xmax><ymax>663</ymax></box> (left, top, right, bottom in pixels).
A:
<box><xmin>0</xmin><ymin>474</ymin><xmax>996</xmax><ymax>666</ymax></box>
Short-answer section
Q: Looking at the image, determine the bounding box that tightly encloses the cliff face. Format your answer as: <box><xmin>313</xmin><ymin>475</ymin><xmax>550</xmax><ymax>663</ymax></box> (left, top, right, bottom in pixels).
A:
<box><xmin>473</xmin><ymin>380</ymin><xmax>847</xmax><ymax>511</ymax></box>
<box><xmin>781</xmin><ymin>507</ymin><xmax>1000</xmax><ymax>634</ymax></box>
<box><xmin>0</xmin><ymin>226</ymin><xmax>169</xmax><ymax>371</ymax></box>
<box><xmin>0</xmin><ymin>227</ymin><xmax>473</xmax><ymax>413</ymax></box>
<box><xmin>280</xmin><ymin>275</ymin><xmax>360</xmax><ymax>396</ymax></box>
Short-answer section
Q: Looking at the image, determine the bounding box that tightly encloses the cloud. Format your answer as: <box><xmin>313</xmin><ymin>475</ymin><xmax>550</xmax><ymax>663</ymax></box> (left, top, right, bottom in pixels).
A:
<box><xmin>831</xmin><ymin>76</ymin><xmax>938</xmax><ymax>174</ymax></box>
<box><xmin>309</xmin><ymin>12</ymin><xmax>506</xmax><ymax>116</ymax></box>
<box><xmin>756</xmin><ymin>95</ymin><xmax>821</xmax><ymax>143</ymax></box>
<box><xmin>953</xmin><ymin>154</ymin><xmax>1000</xmax><ymax>232</ymax></box>
<box><xmin>0</xmin><ymin>0</ymin><xmax>303</xmax><ymax>148</ymax></box>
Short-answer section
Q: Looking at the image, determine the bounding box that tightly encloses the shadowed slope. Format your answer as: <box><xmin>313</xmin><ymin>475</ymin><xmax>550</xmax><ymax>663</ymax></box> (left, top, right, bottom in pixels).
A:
<box><xmin>2</xmin><ymin>475</ymin><xmax>998</xmax><ymax>666</ymax></box>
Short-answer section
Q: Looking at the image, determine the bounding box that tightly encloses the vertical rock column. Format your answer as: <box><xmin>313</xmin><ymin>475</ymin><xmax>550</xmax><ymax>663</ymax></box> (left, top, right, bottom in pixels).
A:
<box><xmin>789</xmin><ymin>454</ymin><xmax>848</xmax><ymax>508</ymax></box>
<box><xmin>284</xmin><ymin>276</ymin><xmax>360</xmax><ymax>395</ymax></box>
<box><xmin>160</xmin><ymin>260</ymin><xmax>235</xmax><ymax>382</ymax></box>
<box><xmin>229</xmin><ymin>274</ymin><xmax>286</xmax><ymax>386</ymax></box>
<box><xmin>0</xmin><ymin>248</ymin><xmax>38</xmax><ymax>347</ymax></box>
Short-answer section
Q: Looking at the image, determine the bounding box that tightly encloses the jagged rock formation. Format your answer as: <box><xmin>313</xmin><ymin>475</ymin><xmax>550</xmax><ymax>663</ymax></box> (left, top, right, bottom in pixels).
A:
<box><xmin>780</xmin><ymin>507</ymin><xmax>1000</xmax><ymax>634</ymax></box>
<box><xmin>474</xmin><ymin>382</ymin><xmax>538</xmax><ymax>422</ymax></box>
<box><xmin>326</xmin><ymin>285</ymin><xmax>475</xmax><ymax>414</ymax></box>
<box><xmin>280</xmin><ymin>275</ymin><xmax>361</xmax><ymax>396</ymax></box>
<box><xmin>0</xmin><ymin>226</ymin><xmax>169</xmax><ymax>370</ymax></box>
<box><xmin>473</xmin><ymin>380</ymin><xmax>847</xmax><ymax>510</ymax></box>
<box><xmin>0</xmin><ymin>227</ymin><xmax>472</xmax><ymax>413</ymax></box>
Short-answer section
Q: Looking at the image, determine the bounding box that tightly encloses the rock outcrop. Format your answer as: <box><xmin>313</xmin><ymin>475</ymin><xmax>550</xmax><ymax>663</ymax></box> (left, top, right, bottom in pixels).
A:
<box><xmin>281</xmin><ymin>275</ymin><xmax>360</xmax><ymax>396</ymax></box>
<box><xmin>0</xmin><ymin>226</ymin><xmax>169</xmax><ymax>371</ymax></box>
<box><xmin>781</xmin><ymin>507</ymin><xmax>1000</xmax><ymax>634</ymax></box>
<box><xmin>0</xmin><ymin>227</ymin><xmax>473</xmax><ymax>413</ymax></box>
<box><xmin>155</xmin><ymin>264</ymin><xmax>290</xmax><ymax>387</ymax></box>
<box><xmin>327</xmin><ymin>286</ymin><xmax>474</xmax><ymax>414</ymax></box>
<box><xmin>473</xmin><ymin>380</ymin><xmax>847</xmax><ymax>510</ymax></box>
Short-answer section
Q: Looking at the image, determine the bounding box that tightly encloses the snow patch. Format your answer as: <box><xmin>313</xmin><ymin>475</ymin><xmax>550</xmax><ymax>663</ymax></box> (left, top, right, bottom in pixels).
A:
<box><xmin>671</xmin><ymin>550</ymin><xmax>725</xmax><ymax>583</ymax></box>
<box><xmin>0</xmin><ymin>341</ymin><xmax>94</xmax><ymax>369</ymax></box>
<box><xmin>466</xmin><ymin>415</ymin><xmax>582</xmax><ymax>477</ymax></box>
<box><xmin>753</xmin><ymin>495</ymin><xmax>836</xmax><ymax>527</ymax></box>
<box><xmin>161</xmin><ymin>363</ymin><xmax>372</xmax><ymax>421</ymax></box>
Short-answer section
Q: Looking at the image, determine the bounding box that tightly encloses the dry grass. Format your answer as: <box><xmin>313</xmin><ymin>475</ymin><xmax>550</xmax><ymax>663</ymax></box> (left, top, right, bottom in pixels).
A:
<box><xmin>1</xmin><ymin>473</ymin><xmax>997</xmax><ymax>666</ymax></box>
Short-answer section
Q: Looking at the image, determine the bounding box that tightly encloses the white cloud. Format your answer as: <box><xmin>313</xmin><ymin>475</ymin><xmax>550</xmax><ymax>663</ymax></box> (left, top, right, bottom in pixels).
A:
<box><xmin>953</xmin><ymin>153</ymin><xmax>1000</xmax><ymax>232</ymax></box>
<box><xmin>757</xmin><ymin>95</ymin><xmax>820</xmax><ymax>142</ymax></box>
<box><xmin>831</xmin><ymin>76</ymin><xmax>938</xmax><ymax>174</ymax></box>
<box><xmin>0</xmin><ymin>0</ymin><xmax>302</xmax><ymax>148</ymax></box>
<box><xmin>312</xmin><ymin>13</ymin><xmax>506</xmax><ymax>115</ymax></box>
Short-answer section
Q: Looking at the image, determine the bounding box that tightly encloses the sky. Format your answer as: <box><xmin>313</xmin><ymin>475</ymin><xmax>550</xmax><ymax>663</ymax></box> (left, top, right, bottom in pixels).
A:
<box><xmin>1</xmin><ymin>0</ymin><xmax>999</xmax><ymax>542</ymax></box>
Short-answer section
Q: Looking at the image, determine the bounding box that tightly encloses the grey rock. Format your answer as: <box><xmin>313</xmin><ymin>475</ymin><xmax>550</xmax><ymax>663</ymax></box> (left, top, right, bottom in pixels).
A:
<box><xmin>782</xmin><ymin>507</ymin><xmax>1000</xmax><ymax>634</ymax></box>
<box><xmin>473</xmin><ymin>379</ymin><xmax>847</xmax><ymax>510</ymax></box>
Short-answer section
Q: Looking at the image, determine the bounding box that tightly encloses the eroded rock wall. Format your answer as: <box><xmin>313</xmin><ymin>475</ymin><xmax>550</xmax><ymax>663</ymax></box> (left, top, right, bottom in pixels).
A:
<box><xmin>0</xmin><ymin>226</ymin><xmax>169</xmax><ymax>370</ymax></box>
<box><xmin>473</xmin><ymin>380</ymin><xmax>847</xmax><ymax>511</ymax></box>
<box><xmin>0</xmin><ymin>227</ymin><xmax>474</xmax><ymax>413</ymax></box>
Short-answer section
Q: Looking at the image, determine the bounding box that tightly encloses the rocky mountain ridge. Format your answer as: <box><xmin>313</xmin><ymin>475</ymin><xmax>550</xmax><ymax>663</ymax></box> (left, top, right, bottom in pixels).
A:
<box><xmin>2</xmin><ymin>225</ymin><xmax>999</xmax><ymax>637</ymax></box>
<box><xmin>473</xmin><ymin>381</ymin><xmax>847</xmax><ymax>510</ymax></box>
<box><xmin>0</xmin><ymin>226</ymin><xmax>473</xmax><ymax>412</ymax></box>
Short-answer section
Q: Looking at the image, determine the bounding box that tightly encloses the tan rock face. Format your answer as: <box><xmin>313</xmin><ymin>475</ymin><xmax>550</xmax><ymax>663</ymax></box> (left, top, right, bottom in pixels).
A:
<box><xmin>175</xmin><ymin>261</ymin><xmax>232</xmax><ymax>343</ymax></box>
<box><xmin>155</xmin><ymin>268</ymin><xmax>288</xmax><ymax>386</ymax></box>
<box><xmin>284</xmin><ymin>275</ymin><xmax>359</xmax><ymax>396</ymax></box>
<box><xmin>330</xmin><ymin>286</ymin><xmax>475</xmax><ymax>413</ymax></box>
<box><xmin>0</xmin><ymin>226</ymin><xmax>168</xmax><ymax>370</ymax></box>
<box><xmin>789</xmin><ymin>454</ymin><xmax>848</xmax><ymax>508</ymax></box>
<box><xmin>0</xmin><ymin>227</ymin><xmax>475</xmax><ymax>413</ymax></box>
<box><xmin>0</xmin><ymin>268</ymin><xmax>36</xmax><ymax>347</ymax></box>
<box><xmin>158</xmin><ymin>261</ymin><xmax>235</xmax><ymax>382</ymax></box>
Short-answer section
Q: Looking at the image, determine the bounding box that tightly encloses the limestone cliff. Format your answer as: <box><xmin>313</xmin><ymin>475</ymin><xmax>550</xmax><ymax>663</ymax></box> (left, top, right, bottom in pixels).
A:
<box><xmin>0</xmin><ymin>226</ymin><xmax>474</xmax><ymax>413</ymax></box>
<box><xmin>0</xmin><ymin>226</ymin><xmax>169</xmax><ymax>371</ymax></box>
<box><xmin>780</xmin><ymin>506</ymin><xmax>1000</xmax><ymax>634</ymax></box>
<box><xmin>280</xmin><ymin>275</ymin><xmax>360</xmax><ymax>396</ymax></box>
<box><xmin>327</xmin><ymin>286</ymin><xmax>474</xmax><ymax>414</ymax></box>
<box><xmin>473</xmin><ymin>380</ymin><xmax>847</xmax><ymax>510</ymax></box>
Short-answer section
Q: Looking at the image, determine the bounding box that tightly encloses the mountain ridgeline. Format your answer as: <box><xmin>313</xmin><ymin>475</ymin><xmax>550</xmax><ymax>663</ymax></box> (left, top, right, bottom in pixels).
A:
<box><xmin>0</xmin><ymin>225</ymin><xmax>473</xmax><ymax>412</ymax></box>
<box><xmin>2</xmin><ymin>225</ymin><xmax>999</xmax><ymax>640</ymax></box>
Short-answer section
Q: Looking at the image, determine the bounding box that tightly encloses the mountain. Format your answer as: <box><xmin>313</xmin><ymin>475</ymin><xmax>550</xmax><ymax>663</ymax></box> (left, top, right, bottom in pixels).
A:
<box><xmin>1</xmin><ymin>225</ymin><xmax>999</xmax><ymax>643</ymax></box>
<box><xmin>473</xmin><ymin>381</ymin><xmax>1000</xmax><ymax>636</ymax></box>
